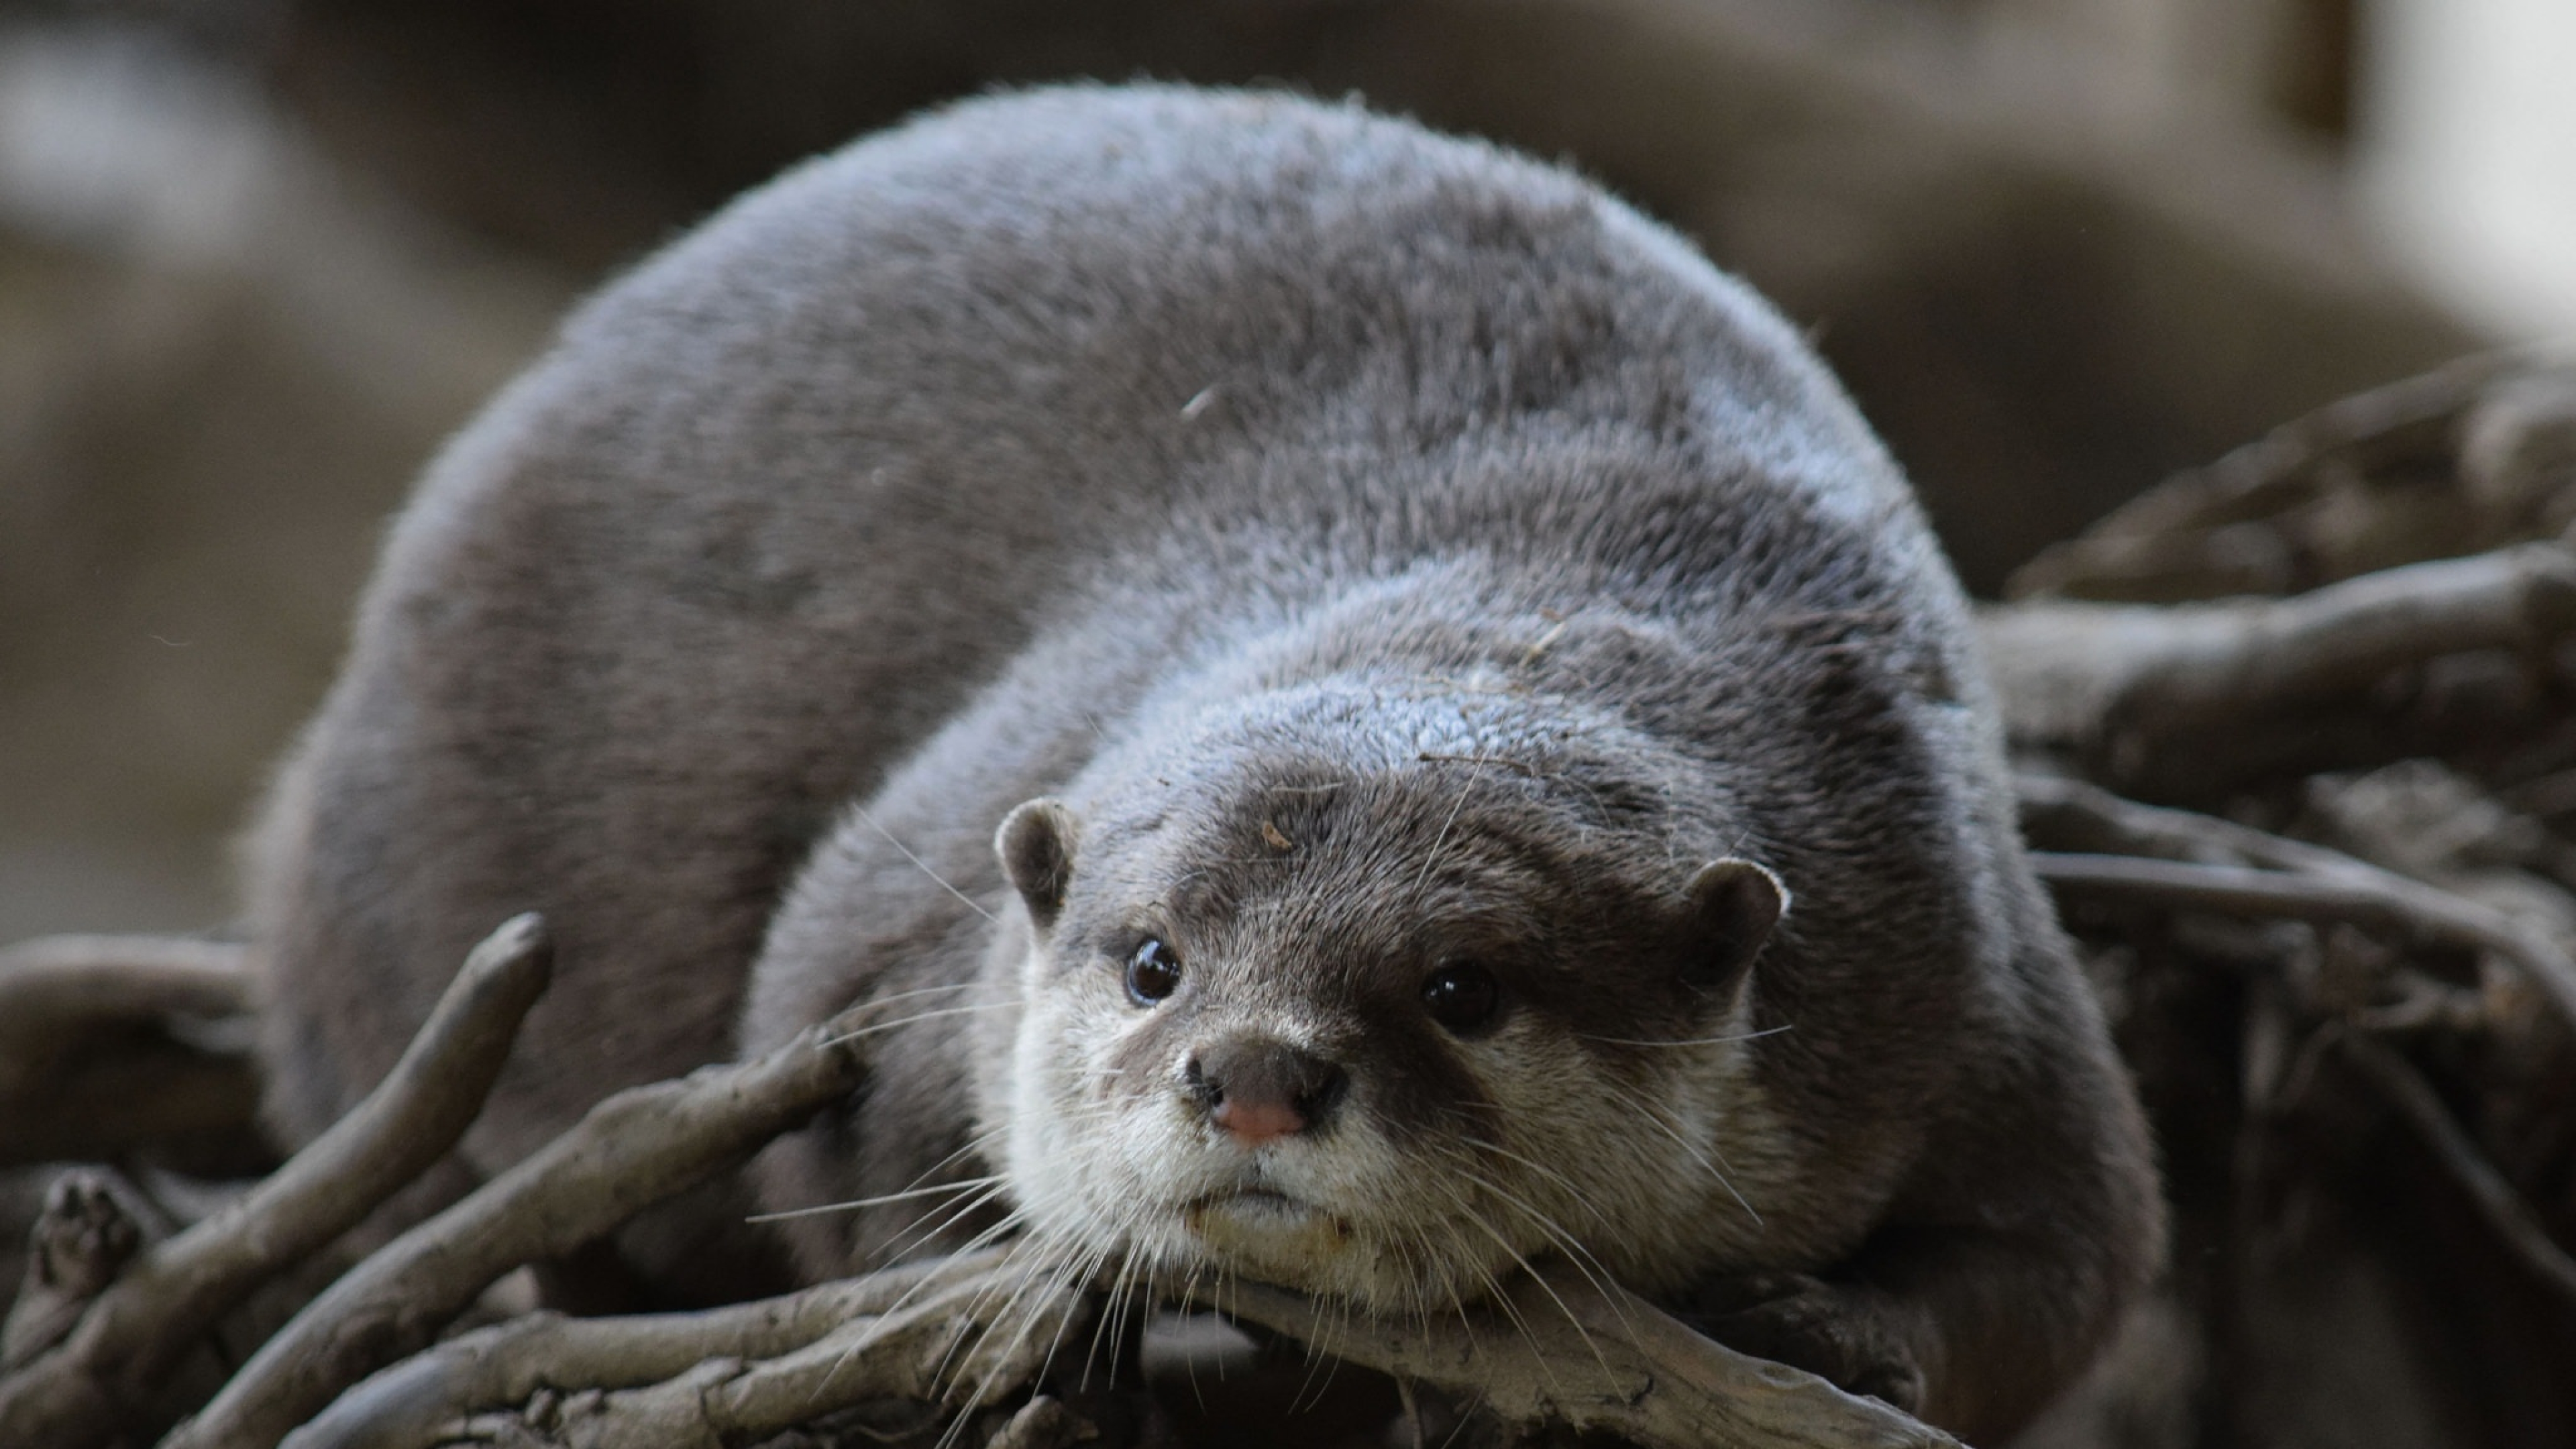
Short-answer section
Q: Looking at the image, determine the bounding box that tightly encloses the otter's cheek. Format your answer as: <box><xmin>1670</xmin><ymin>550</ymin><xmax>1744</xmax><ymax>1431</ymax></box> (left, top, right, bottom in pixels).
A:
<box><xmin>1001</xmin><ymin>1004</ymin><xmax>1093</xmax><ymax>1218</ymax></box>
<box><xmin>1014</xmin><ymin>996</ymin><xmax>1155</xmax><ymax>1218</ymax></box>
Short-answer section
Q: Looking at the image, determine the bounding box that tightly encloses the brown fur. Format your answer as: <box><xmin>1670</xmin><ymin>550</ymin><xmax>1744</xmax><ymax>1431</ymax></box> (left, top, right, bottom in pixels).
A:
<box><xmin>248</xmin><ymin>85</ymin><xmax>2159</xmax><ymax>1440</ymax></box>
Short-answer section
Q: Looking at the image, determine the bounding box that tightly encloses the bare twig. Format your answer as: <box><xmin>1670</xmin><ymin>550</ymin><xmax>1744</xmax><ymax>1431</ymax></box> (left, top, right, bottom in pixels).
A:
<box><xmin>280</xmin><ymin>1233</ymin><xmax>1958</xmax><ymax>1449</ymax></box>
<box><xmin>984</xmin><ymin>1395</ymin><xmax>1097</xmax><ymax>1449</ymax></box>
<box><xmin>1982</xmin><ymin>542</ymin><xmax>2576</xmax><ymax>783</ymax></box>
<box><xmin>166</xmin><ymin>981</ymin><xmax>903</xmax><ymax>1449</ymax></box>
<box><xmin>0</xmin><ymin>934</ymin><xmax>259</xmax><ymax>1167</ymax></box>
<box><xmin>2018</xmin><ymin>771</ymin><xmax>2348</xmax><ymax>871</ymax></box>
<box><xmin>0</xmin><ymin>914</ymin><xmax>553</xmax><ymax>1449</ymax></box>
<box><xmin>2333</xmin><ymin>1034</ymin><xmax>2576</xmax><ymax>1309</ymax></box>
<box><xmin>3</xmin><ymin>1171</ymin><xmax>167</xmax><ymax>1372</ymax></box>
<box><xmin>0</xmin><ymin>935</ymin><xmax>250</xmax><ymax>1047</ymax></box>
<box><xmin>2030</xmin><ymin>850</ymin><xmax>2576</xmax><ymax>1031</ymax></box>
<box><xmin>426</xmin><ymin>1254</ymin><xmax>1083</xmax><ymax>1449</ymax></box>
<box><xmin>2007</xmin><ymin>351</ymin><xmax>2524</xmax><ymax>600</ymax></box>
<box><xmin>1189</xmin><ymin>1258</ymin><xmax>1958</xmax><ymax>1449</ymax></box>
<box><xmin>2018</xmin><ymin>775</ymin><xmax>2576</xmax><ymax>1029</ymax></box>
<box><xmin>281</xmin><ymin>1252</ymin><xmax>991</xmax><ymax>1449</ymax></box>
<box><xmin>291</xmin><ymin>1242</ymin><xmax>1959</xmax><ymax>1449</ymax></box>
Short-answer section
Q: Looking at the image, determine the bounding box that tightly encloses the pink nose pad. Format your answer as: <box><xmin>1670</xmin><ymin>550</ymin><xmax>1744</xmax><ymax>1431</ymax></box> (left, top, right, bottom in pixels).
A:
<box><xmin>1186</xmin><ymin>1035</ymin><xmax>1348</xmax><ymax>1146</ymax></box>
<box><xmin>1211</xmin><ymin>1096</ymin><xmax>1307</xmax><ymax>1144</ymax></box>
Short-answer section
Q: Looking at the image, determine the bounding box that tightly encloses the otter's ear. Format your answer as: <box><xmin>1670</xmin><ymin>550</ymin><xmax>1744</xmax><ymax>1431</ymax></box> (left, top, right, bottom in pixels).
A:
<box><xmin>996</xmin><ymin>798</ymin><xmax>1081</xmax><ymax>932</ymax></box>
<box><xmin>1683</xmin><ymin>857</ymin><xmax>1788</xmax><ymax>990</ymax></box>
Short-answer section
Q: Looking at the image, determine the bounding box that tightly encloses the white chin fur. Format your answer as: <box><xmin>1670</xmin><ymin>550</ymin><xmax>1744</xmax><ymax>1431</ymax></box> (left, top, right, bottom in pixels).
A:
<box><xmin>998</xmin><ymin>1008</ymin><xmax>1479</xmax><ymax>1309</ymax></box>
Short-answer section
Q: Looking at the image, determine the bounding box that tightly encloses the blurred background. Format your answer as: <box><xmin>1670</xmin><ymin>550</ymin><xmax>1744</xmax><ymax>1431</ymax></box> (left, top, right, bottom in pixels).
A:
<box><xmin>0</xmin><ymin>0</ymin><xmax>2568</xmax><ymax>943</ymax></box>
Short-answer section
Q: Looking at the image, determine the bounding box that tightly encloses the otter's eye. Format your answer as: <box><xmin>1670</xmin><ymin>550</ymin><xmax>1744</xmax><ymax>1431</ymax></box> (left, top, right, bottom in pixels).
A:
<box><xmin>1126</xmin><ymin>938</ymin><xmax>1183</xmax><ymax>1006</ymax></box>
<box><xmin>1421</xmin><ymin>963</ymin><xmax>1499</xmax><ymax>1033</ymax></box>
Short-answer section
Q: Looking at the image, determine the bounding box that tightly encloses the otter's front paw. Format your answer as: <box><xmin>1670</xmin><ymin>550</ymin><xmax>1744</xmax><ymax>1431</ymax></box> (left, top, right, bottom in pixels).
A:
<box><xmin>1674</xmin><ymin>1272</ymin><xmax>1927</xmax><ymax>1414</ymax></box>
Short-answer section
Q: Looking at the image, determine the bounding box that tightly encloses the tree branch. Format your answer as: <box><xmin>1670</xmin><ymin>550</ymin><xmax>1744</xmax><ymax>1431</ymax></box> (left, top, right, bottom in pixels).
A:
<box><xmin>0</xmin><ymin>934</ymin><xmax>258</xmax><ymax>1168</ymax></box>
<box><xmin>490</xmin><ymin>1256</ymin><xmax>1081</xmax><ymax>1449</ymax></box>
<box><xmin>2334</xmin><ymin>1033</ymin><xmax>2576</xmax><ymax>1310</ymax></box>
<box><xmin>2029</xmin><ymin>849</ymin><xmax>2576</xmax><ymax>1032</ymax></box>
<box><xmin>1982</xmin><ymin>542</ymin><xmax>2576</xmax><ymax>788</ymax></box>
<box><xmin>2006</xmin><ymin>351</ymin><xmax>2525</xmax><ymax>601</ymax></box>
<box><xmin>164</xmin><ymin>979</ymin><xmax>900</xmax><ymax>1449</ymax></box>
<box><xmin>0</xmin><ymin>914</ymin><xmax>552</xmax><ymax>1449</ymax></box>
<box><xmin>281</xmin><ymin>1252</ymin><xmax>986</xmax><ymax>1448</ymax></box>
<box><xmin>1187</xmin><ymin>1258</ymin><xmax>1958</xmax><ymax>1449</ymax></box>
<box><xmin>3</xmin><ymin>1171</ymin><xmax>166</xmax><ymax>1373</ymax></box>
<box><xmin>0</xmin><ymin>935</ymin><xmax>249</xmax><ymax>1042</ymax></box>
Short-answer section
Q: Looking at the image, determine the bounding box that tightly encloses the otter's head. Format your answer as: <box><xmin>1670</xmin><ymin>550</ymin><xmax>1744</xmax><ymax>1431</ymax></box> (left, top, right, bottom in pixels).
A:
<box><xmin>982</xmin><ymin>682</ymin><xmax>1799</xmax><ymax>1315</ymax></box>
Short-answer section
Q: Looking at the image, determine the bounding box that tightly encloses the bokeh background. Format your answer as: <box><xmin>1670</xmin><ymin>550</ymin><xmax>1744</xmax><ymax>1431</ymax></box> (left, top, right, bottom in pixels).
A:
<box><xmin>1</xmin><ymin>0</ymin><xmax>2569</xmax><ymax>943</ymax></box>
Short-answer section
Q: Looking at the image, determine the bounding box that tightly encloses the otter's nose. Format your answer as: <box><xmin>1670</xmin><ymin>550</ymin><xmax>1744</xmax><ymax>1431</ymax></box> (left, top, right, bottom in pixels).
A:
<box><xmin>1184</xmin><ymin>1036</ymin><xmax>1348</xmax><ymax>1145</ymax></box>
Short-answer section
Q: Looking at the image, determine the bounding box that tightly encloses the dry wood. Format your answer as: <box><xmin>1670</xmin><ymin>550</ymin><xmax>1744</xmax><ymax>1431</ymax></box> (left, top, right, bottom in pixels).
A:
<box><xmin>1982</xmin><ymin>542</ymin><xmax>2576</xmax><ymax>785</ymax></box>
<box><xmin>1187</xmin><ymin>1260</ymin><xmax>1957</xmax><ymax>1449</ymax></box>
<box><xmin>0</xmin><ymin>934</ymin><xmax>258</xmax><ymax>1167</ymax></box>
<box><xmin>0</xmin><ymin>934</ymin><xmax>250</xmax><ymax>1042</ymax></box>
<box><xmin>2006</xmin><ymin>352</ymin><xmax>2528</xmax><ymax>600</ymax></box>
<box><xmin>292</xmin><ymin>1250</ymin><xmax>1082</xmax><ymax>1449</ymax></box>
<box><xmin>289</xmin><ymin>1243</ymin><xmax>1949</xmax><ymax>1449</ymax></box>
<box><xmin>2332</xmin><ymin>1033</ymin><xmax>2576</xmax><ymax>1310</ymax></box>
<box><xmin>0</xmin><ymin>914</ymin><xmax>552</xmax><ymax>1449</ymax></box>
<box><xmin>983</xmin><ymin>1395</ymin><xmax>1097</xmax><ymax>1449</ymax></box>
<box><xmin>165</xmin><ymin>975</ymin><xmax>900</xmax><ymax>1449</ymax></box>
<box><xmin>2031</xmin><ymin>850</ymin><xmax>2576</xmax><ymax>1030</ymax></box>
<box><xmin>2</xmin><ymin>1170</ymin><xmax>166</xmax><ymax>1371</ymax></box>
<box><xmin>2019</xmin><ymin>771</ymin><xmax>2334</xmax><ymax>869</ymax></box>
<box><xmin>280</xmin><ymin>1253</ymin><xmax>987</xmax><ymax>1448</ymax></box>
<box><xmin>448</xmin><ymin>1260</ymin><xmax>1081</xmax><ymax>1449</ymax></box>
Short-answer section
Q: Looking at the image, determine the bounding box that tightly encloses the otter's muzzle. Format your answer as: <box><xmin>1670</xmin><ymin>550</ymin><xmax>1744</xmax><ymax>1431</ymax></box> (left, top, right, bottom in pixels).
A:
<box><xmin>1183</xmin><ymin>1035</ymin><xmax>1348</xmax><ymax>1145</ymax></box>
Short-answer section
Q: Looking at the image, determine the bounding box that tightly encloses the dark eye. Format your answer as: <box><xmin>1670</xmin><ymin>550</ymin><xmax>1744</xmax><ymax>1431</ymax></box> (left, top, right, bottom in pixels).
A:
<box><xmin>1421</xmin><ymin>963</ymin><xmax>1500</xmax><ymax>1033</ymax></box>
<box><xmin>1126</xmin><ymin>938</ymin><xmax>1183</xmax><ymax>1005</ymax></box>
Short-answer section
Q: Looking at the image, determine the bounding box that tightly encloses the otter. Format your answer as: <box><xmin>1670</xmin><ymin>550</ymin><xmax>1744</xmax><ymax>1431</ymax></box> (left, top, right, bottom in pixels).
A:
<box><xmin>248</xmin><ymin>85</ymin><xmax>2159</xmax><ymax>1440</ymax></box>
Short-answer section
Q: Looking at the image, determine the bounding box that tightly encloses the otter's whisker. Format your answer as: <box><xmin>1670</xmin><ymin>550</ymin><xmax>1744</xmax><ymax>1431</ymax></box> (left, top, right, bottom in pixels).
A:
<box><xmin>1576</xmin><ymin>1022</ymin><xmax>1794</xmax><ymax>1049</ymax></box>
<box><xmin>745</xmin><ymin>1174</ymin><xmax>1006</xmax><ymax>1222</ymax></box>
<box><xmin>832</xmin><ymin>1196</ymin><xmax>1026</xmax><ymax>1371</ymax></box>
<box><xmin>1447</xmin><ymin>1154</ymin><xmax>1641</xmax><ymax>1344</ymax></box>
<box><xmin>801</xmin><ymin>1235</ymin><xmax>1018</xmax><ymax>1421</ymax></box>
<box><xmin>1448</xmin><ymin>1152</ymin><xmax>1617</xmax><ymax>1280</ymax></box>
<box><xmin>953</xmin><ymin>1256</ymin><xmax>1070</xmax><ymax>1426</ymax></box>
<box><xmin>1456</xmin><ymin>1131</ymin><xmax>1612</xmax><ymax>1230</ymax></box>
<box><xmin>869</xmin><ymin>1175</ymin><xmax>1017</xmax><ymax>1267</ymax></box>
<box><xmin>925</xmin><ymin>1236</ymin><xmax>1057</xmax><ymax>1429</ymax></box>
<box><xmin>1085</xmin><ymin>1249</ymin><xmax>1146</xmax><ymax>1392</ymax></box>
<box><xmin>978</xmin><ymin>1227</ymin><xmax>1116</xmax><ymax>1414</ymax></box>
<box><xmin>839</xmin><ymin>979</ymin><xmax>985</xmax><ymax>1013</ymax></box>
<box><xmin>1415</xmin><ymin>1175</ymin><xmax>1564</xmax><ymax>1393</ymax></box>
<box><xmin>824</xmin><ymin>998</ymin><xmax>1018</xmax><ymax>1046</ymax></box>
<box><xmin>1161</xmin><ymin>1256</ymin><xmax>1224</xmax><ymax>1411</ymax></box>
<box><xmin>1426</xmin><ymin>1169</ymin><xmax>1622</xmax><ymax>1390</ymax></box>
<box><xmin>1016</xmin><ymin>1230</ymin><xmax>1117</xmax><ymax>1393</ymax></box>
<box><xmin>845</xmin><ymin>802</ymin><xmax>997</xmax><ymax>923</ymax></box>
<box><xmin>1408</xmin><ymin>754</ymin><xmax>1486</xmax><ymax>899</ymax></box>
<box><xmin>1599</xmin><ymin>1079</ymin><xmax>1762</xmax><ymax>1226</ymax></box>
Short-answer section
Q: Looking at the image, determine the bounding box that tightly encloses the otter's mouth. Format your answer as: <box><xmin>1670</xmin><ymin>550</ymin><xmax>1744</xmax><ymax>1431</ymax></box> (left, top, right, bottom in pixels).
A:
<box><xmin>1180</xmin><ymin>1190</ymin><xmax>1356</xmax><ymax>1266</ymax></box>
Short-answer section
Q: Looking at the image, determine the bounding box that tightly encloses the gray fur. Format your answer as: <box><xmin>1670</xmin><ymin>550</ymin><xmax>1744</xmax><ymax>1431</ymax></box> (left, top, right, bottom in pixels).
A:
<box><xmin>248</xmin><ymin>85</ymin><xmax>2159</xmax><ymax>1440</ymax></box>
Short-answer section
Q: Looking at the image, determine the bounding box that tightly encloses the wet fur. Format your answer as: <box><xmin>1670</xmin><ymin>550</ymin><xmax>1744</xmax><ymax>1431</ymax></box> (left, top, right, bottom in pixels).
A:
<box><xmin>248</xmin><ymin>85</ymin><xmax>2159</xmax><ymax>1440</ymax></box>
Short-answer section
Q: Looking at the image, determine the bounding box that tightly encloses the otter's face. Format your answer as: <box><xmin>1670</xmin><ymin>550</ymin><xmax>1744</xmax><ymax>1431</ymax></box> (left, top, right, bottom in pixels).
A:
<box><xmin>982</xmin><ymin>761</ymin><xmax>1794</xmax><ymax>1316</ymax></box>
